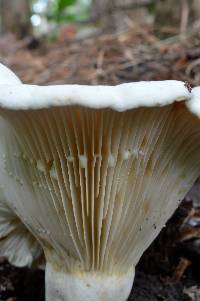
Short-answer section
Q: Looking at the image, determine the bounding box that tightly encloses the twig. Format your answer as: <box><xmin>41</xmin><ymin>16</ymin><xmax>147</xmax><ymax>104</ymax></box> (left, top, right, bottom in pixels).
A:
<box><xmin>156</xmin><ymin>26</ymin><xmax>200</xmax><ymax>47</ymax></box>
<box><xmin>180</xmin><ymin>0</ymin><xmax>189</xmax><ymax>38</ymax></box>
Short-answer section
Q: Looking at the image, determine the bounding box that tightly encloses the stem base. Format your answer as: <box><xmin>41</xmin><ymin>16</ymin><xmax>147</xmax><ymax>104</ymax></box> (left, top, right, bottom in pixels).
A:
<box><xmin>46</xmin><ymin>263</ymin><xmax>135</xmax><ymax>301</ymax></box>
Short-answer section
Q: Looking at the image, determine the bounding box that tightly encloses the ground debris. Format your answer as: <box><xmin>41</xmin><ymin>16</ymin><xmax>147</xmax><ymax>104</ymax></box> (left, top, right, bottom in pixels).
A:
<box><xmin>184</xmin><ymin>286</ymin><xmax>200</xmax><ymax>301</ymax></box>
<box><xmin>130</xmin><ymin>271</ymin><xmax>191</xmax><ymax>301</ymax></box>
<box><xmin>1</xmin><ymin>26</ymin><xmax>200</xmax><ymax>87</ymax></box>
<box><xmin>173</xmin><ymin>257</ymin><xmax>191</xmax><ymax>282</ymax></box>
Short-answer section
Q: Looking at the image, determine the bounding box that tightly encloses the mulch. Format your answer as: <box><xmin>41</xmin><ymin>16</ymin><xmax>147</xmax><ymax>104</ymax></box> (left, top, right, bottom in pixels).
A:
<box><xmin>1</xmin><ymin>25</ymin><xmax>200</xmax><ymax>87</ymax></box>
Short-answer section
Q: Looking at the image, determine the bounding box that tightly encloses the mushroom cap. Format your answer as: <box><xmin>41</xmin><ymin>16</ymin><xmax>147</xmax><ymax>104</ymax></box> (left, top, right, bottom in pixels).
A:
<box><xmin>0</xmin><ymin>80</ymin><xmax>190</xmax><ymax>111</ymax></box>
<box><xmin>186</xmin><ymin>87</ymin><xmax>200</xmax><ymax>118</ymax></box>
<box><xmin>0</xmin><ymin>63</ymin><xmax>22</xmax><ymax>85</ymax></box>
<box><xmin>0</xmin><ymin>188</ymin><xmax>44</xmax><ymax>268</ymax></box>
<box><xmin>0</xmin><ymin>64</ymin><xmax>200</xmax><ymax>276</ymax></box>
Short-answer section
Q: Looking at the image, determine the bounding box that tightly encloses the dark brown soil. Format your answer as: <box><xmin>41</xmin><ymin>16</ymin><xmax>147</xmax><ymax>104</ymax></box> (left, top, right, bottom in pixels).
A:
<box><xmin>130</xmin><ymin>271</ymin><xmax>190</xmax><ymax>301</ymax></box>
<box><xmin>0</xmin><ymin>262</ymin><xmax>45</xmax><ymax>301</ymax></box>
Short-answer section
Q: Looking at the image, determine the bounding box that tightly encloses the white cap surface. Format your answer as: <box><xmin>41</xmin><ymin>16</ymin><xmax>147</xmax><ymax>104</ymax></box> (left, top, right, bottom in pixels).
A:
<box><xmin>0</xmin><ymin>80</ymin><xmax>190</xmax><ymax>111</ymax></box>
<box><xmin>0</xmin><ymin>63</ymin><xmax>22</xmax><ymax>85</ymax></box>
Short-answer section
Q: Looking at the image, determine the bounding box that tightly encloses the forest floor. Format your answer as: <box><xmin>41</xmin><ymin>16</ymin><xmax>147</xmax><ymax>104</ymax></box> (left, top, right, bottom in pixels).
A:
<box><xmin>0</xmin><ymin>24</ymin><xmax>200</xmax><ymax>301</ymax></box>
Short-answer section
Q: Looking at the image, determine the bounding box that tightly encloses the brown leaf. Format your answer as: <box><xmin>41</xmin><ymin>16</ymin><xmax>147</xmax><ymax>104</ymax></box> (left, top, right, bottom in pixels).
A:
<box><xmin>173</xmin><ymin>257</ymin><xmax>191</xmax><ymax>282</ymax></box>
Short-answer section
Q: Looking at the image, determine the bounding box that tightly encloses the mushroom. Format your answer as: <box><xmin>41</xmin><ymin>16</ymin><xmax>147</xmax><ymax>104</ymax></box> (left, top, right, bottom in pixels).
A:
<box><xmin>0</xmin><ymin>64</ymin><xmax>44</xmax><ymax>268</ymax></box>
<box><xmin>0</xmin><ymin>63</ymin><xmax>22</xmax><ymax>85</ymax></box>
<box><xmin>0</xmin><ymin>187</ymin><xmax>44</xmax><ymax>268</ymax></box>
<box><xmin>0</xmin><ymin>63</ymin><xmax>200</xmax><ymax>301</ymax></box>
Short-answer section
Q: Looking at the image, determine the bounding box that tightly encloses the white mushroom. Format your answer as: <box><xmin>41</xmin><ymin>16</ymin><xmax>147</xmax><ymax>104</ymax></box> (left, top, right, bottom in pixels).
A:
<box><xmin>0</xmin><ymin>64</ymin><xmax>45</xmax><ymax>268</ymax></box>
<box><xmin>0</xmin><ymin>187</ymin><xmax>44</xmax><ymax>268</ymax></box>
<box><xmin>0</xmin><ymin>63</ymin><xmax>200</xmax><ymax>301</ymax></box>
<box><xmin>0</xmin><ymin>63</ymin><xmax>22</xmax><ymax>85</ymax></box>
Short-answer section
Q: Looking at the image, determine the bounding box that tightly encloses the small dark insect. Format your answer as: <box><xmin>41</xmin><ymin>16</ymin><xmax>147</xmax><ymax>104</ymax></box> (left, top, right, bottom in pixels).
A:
<box><xmin>153</xmin><ymin>223</ymin><xmax>157</xmax><ymax>229</ymax></box>
<box><xmin>184</xmin><ymin>81</ymin><xmax>192</xmax><ymax>93</ymax></box>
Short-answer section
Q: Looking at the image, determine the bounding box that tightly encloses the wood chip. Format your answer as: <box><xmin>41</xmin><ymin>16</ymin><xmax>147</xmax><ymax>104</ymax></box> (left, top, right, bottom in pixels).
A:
<box><xmin>174</xmin><ymin>257</ymin><xmax>191</xmax><ymax>282</ymax></box>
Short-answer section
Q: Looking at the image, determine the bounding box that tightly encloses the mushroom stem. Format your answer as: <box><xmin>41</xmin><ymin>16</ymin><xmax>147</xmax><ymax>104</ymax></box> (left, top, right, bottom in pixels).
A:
<box><xmin>46</xmin><ymin>263</ymin><xmax>134</xmax><ymax>301</ymax></box>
